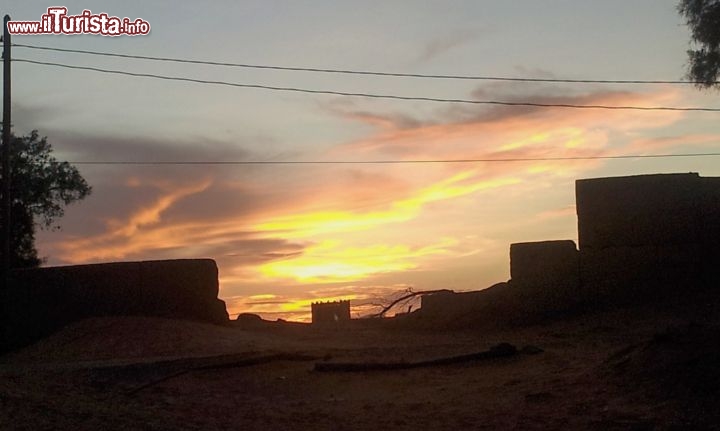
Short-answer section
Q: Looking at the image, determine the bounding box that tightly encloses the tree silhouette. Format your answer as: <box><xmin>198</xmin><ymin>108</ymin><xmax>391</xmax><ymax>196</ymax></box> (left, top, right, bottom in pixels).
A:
<box><xmin>678</xmin><ymin>0</ymin><xmax>720</xmax><ymax>88</ymax></box>
<box><xmin>1</xmin><ymin>130</ymin><xmax>91</xmax><ymax>267</ymax></box>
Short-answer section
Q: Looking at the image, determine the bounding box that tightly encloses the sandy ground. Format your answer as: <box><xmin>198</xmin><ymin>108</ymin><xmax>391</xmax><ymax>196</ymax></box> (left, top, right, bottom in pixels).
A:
<box><xmin>0</xmin><ymin>305</ymin><xmax>718</xmax><ymax>430</ymax></box>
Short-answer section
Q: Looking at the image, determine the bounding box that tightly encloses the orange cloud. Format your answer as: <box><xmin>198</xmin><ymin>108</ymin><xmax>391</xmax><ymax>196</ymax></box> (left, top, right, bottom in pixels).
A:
<box><xmin>57</xmin><ymin>179</ymin><xmax>213</xmax><ymax>262</ymax></box>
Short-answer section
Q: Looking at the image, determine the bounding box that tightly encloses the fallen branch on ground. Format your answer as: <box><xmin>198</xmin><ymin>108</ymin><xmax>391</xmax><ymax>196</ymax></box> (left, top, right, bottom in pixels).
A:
<box><xmin>126</xmin><ymin>352</ymin><xmax>319</xmax><ymax>395</ymax></box>
<box><xmin>314</xmin><ymin>343</ymin><xmax>518</xmax><ymax>372</ymax></box>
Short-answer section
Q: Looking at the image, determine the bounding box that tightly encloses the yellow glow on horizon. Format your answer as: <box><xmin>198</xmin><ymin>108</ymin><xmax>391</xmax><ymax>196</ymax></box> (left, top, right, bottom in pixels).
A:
<box><xmin>562</xmin><ymin>127</ymin><xmax>585</xmax><ymax>148</ymax></box>
<box><xmin>253</xmin><ymin>209</ymin><xmax>409</xmax><ymax>237</ymax></box>
<box><xmin>499</xmin><ymin>128</ymin><xmax>588</xmax><ymax>152</ymax></box>
<box><xmin>395</xmin><ymin>172</ymin><xmax>519</xmax><ymax>211</ymax></box>
<box><xmin>248</xmin><ymin>294</ymin><xmax>278</xmax><ymax>300</ymax></box>
<box><xmin>527</xmin><ymin>165</ymin><xmax>552</xmax><ymax>174</ymax></box>
<box><xmin>253</xmin><ymin>172</ymin><xmax>520</xmax><ymax>239</ymax></box>
<box><xmin>250</xmin><ymin>173</ymin><xmax>517</xmax><ymax>283</ymax></box>
<box><xmin>499</xmin><ymin>132</ymin><xmax>550</xmax><ymax>151</ymax></box>
<box><xmin>258</xmin><ymin>239</ymin><xmax>456</xmax><ymax>283</ymax></box>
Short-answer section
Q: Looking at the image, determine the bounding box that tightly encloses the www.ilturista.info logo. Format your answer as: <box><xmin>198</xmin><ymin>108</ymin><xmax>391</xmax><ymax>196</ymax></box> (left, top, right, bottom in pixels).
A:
<box><xmin>7</xmin><ymin>7</ymin><xmax>150</xmax><ymax>36</ymax></box>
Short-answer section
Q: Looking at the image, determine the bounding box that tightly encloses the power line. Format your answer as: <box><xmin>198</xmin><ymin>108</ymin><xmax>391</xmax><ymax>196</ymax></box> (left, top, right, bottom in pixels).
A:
<box><xmin>14</xmin><ymin>58</ymin><xmax>720</xmax><ymax>112</ymax></box>
<box><xmin>12</xmin><ymin>42</ymin><xmax>709</xmax><ymax>85</ymax></box>
<box><xmin>67</xmin><ymin>153</ymin><xmax>720</xmax><ymax>165</ymax></box>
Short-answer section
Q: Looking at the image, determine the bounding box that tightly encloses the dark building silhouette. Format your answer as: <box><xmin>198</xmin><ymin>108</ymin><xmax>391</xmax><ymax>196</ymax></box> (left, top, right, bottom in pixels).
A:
<box><xmin>575</xmin><ymin>173</ymin><xmax>720</xmax><ymax>250</ymax></box>
<box><xmin>510</xmin><ymin>240</ymin><xmax>579</xmax><ymax>290</ymax></box>
<box><xmin>2</xmin><ymin>259</ymin><xmax>229</xmax><ymax>352</ymax></box>
<box><xmin>576</xmin><ymin>173</ymin><xmax>720</xmax><ymax>298</ymax></box>
<box><xmin>418</xmin><ymin>173</ymin><xmax>720</xmax><ymax>324</ymax></box>
<box><xmin>311</xmin><ymin>300</ymin><xmax>351</xmax><ymax>324</ymax></box>
<box><xmin>510</xmin><ymin>173</ymin><xmax>720</xmax><ymax>303</ymax></box>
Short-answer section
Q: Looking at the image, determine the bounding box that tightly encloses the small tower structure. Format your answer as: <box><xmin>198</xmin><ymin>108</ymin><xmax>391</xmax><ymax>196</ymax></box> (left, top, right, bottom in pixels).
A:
<box><xmin>311</xmin><ymin>300</ymin><xmax>351</xmax><ymax>324</ymax></box>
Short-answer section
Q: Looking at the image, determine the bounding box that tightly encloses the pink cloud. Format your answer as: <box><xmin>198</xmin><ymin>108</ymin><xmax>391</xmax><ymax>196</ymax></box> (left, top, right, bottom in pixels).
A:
<box><xmin>332</xmin><ymin>87</ymin><xmax>684</xmax><ymax>161</ymax></box>
<box><xmin>623</xmin><ymin>133</ymin><xmax>720</xmax><ymax>154</ymax></box>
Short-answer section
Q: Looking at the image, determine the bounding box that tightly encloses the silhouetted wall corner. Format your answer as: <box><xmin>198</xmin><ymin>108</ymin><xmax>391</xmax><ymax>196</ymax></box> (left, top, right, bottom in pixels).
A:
<box><xmin>2</xmin><ymin>259</ymin><xmax>229</xmax><ymax>352</ymax></box>
<box><xmin>576</xmin><ymin>173</ymin><xmax>704</xmax><ymax>250</ymax></box>
<box><xmin>417</xmin><ymin>285</ymin><xmax>520</xmax><ymax>324</ymax></box>
<box><xmin>311</xmin><ymin>300</ymin><xmax>351</xmax><ymax>324</ymax></box>
<box><xmin>575</xmin><ymin>172</ymin><xmax>720</xmax><ymax>297</ymax></box>
<box><xmin>509</xmin><ymin>240</ymin><xmax>579</xmax><ymax>289</ymax></box>
<box><xmin>419</xmin><ymin>289</ymin><xmax>457</xmax><ymax>315</ymax></box>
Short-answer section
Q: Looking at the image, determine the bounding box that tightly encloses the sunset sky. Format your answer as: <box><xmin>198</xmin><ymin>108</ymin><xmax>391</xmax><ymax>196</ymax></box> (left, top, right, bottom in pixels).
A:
<box><xmin>6</xmin><ymin>1</ymin><xmax>720</xmax><ymax>320</ymax></box>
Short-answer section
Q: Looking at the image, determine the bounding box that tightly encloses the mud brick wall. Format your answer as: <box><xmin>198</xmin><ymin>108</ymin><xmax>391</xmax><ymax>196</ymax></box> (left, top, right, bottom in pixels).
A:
<box><xmin>576</xmin><ymin>173</ymin><xmax>720</xmax><ymax>295</ymax></box>
<box><xmin>698</xmin><ymin>177</ymin><xmax>720</xmax><ymax>284</ymax></box>
<box><xmin>418</xmin><ymin>283</ymin><xmax>578</xmax><ymax>327</ymax></box>
<box><xmin>576</xmin><ymin>173</ymin><xmax>703</xmax><ymax>250</ymax></box>
<box><xmin>510</xmin><ymin>240</ymin><xmax>579</xmax><ymax>289</ymax></box>
<box><xmin>418</xmin><ymin>289</ymin><xmax>501</xmax><ymax>322</ymax></box>
<box><xmin>508</xmin><ymin>240</ymin><xmax>581</xmax><ymax>310</ymax></box>
<box><xmin>579</xmin><ymin>244</ymin><xmax>702</xmax><ymax>305</ymax></box>
<box><xmin>2</xmin><ymin>259</ymin><xmax>228</xmax><ymax>351</ymax></box>
<box><xmin>420</xmin><ymin>290</ymin><xmax>464</xmax><ymax>316</ymax></box>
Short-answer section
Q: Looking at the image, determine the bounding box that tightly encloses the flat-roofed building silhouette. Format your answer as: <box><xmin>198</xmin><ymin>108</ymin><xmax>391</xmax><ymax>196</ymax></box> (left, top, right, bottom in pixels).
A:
<box><xmin>311</xmin><ymin>300</ymin><xmax>351</xmax><ymax>324</ymax></box>
<box><xmin>509</xmin><ymin>173</ymin><xmax>720</xmax><ymax>303</ymax></box>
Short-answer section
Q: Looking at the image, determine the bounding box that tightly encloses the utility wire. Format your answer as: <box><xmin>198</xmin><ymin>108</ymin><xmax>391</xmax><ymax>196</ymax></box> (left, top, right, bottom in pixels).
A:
<box><xmin>12</xmin><ymin>42</ymin><xmax>711</xmax><ymax>85</ymax></box>
<box><xmin>14</xmin><ymin>58</ymin><xmax>720</xmax><ymax>112</ymax></box>
<box><xmin>67</xmin><ymin>153</ymin><xmax>720</xmax><ymax>165</ymax></box>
